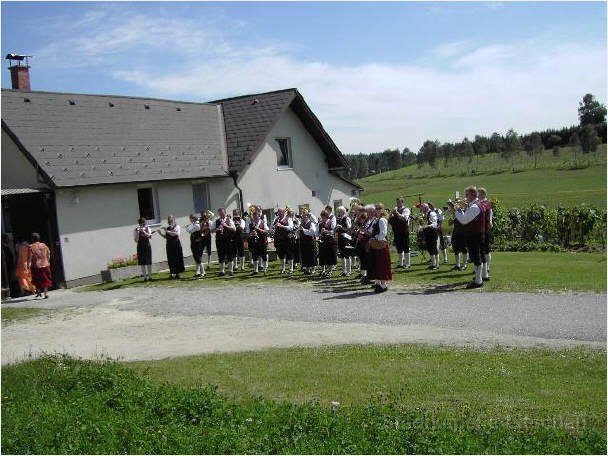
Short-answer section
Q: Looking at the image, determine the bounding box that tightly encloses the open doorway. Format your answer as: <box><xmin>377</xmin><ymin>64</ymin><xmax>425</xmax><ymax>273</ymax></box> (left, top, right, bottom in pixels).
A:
<box><xmin>1</xmin><ymin>191</ymin><xmax>64</xmax><ymax>294</ymax></box>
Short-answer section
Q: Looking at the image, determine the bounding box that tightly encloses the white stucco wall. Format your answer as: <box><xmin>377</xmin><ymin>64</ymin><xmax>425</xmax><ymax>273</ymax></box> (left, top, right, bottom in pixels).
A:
<box><xmin>1</xmin><ymin>130</ymin><xmax>50</xmax><ymax>190</ymax></box>
<box><xmin>55</xmin><ymin>176</ymin><xmax>234</xmax><ymax>282</ymax></box>
<box><xmin>235</xmin><ymin>108</ymin><xmax>357</xmax><ymax>215</ymax></box>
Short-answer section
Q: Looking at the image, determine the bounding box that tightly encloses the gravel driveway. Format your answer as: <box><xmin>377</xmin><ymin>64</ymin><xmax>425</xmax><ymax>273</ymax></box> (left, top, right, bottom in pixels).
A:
<box><xmin>2</xmin><ymin>285</ymin><xmax>605</xmax><ymax>364</ymax></box>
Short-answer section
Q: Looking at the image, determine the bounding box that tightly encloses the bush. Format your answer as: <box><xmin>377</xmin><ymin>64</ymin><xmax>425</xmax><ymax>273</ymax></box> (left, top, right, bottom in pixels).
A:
<box><xmin>107</xmin><ymin>254</ymin><xmax>139</xmax><ymax>269</ymax></box>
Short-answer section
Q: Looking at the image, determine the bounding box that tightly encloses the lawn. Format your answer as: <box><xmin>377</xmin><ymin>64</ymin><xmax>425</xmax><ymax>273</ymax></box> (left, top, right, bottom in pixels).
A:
<box><xmin>357</xmin><ymin>145</ymin><xmax>606</xmax><ymax>209</ymax></box>
<box><xmin>1</xmin><ymin>307</ymin><xmax>52</xmax><ymax>326</ymax></box>
<box><xmin>81</xmin><ymin>251</ymin><xmax>606</xmax><ymax>293</ymax></box>
<box><xmin>2</xmin><ymin>347</ymin><xmax>605</xmax><ymax>454</ymax></box>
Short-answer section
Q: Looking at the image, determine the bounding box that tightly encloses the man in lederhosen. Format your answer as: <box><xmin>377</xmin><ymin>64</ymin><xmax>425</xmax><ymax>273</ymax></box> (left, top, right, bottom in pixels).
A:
<box><xmin>232</xmin><ymin>209</ymin><xmax>246</xmax><ymax>272</ymax></box>
<box><xmin>335</xmin><ymin>206</ymin><xmax>353</xmax><ymax>276</ymax></box>
<box><xmin>246</xmin><ymin>210</ymin><xmax>269</xmax><ymax>274</ymax></box>
<box><xmin>389</xmin><ymin>197</ymin><xmax>411</xmax><ymax>269</ymax></box>
<box><xmin>451</xmin><ymin>186</ymin><xmax>486</xmax><ymax>288</ymax></box>
<box><xmin>298</xmin><ymin>210</ymin><xmax>318</xmax><ymax>275</ymax></box>
<box><xmin>212</xmin><ymin>208</ymin><xmax>236</xmax><ymax>276</ymax></box>
<box><xmin>477</xmin><ymin>187</ymin><xmax>493</xmax><ymax>281</ymax></box>
<box><xmin>272</xmin><ymin>207</ymin><xmax>294</xmax><ymax>274</ymax></box>
<box><xmin>420</xmin><ymin>203</ymin><xmax>439</xmax><ymax>270</ymax></box>
<box><xmin>186</xmin><ymin>214</ymin><xmax>205</xmax><ymax>278</ymax></box>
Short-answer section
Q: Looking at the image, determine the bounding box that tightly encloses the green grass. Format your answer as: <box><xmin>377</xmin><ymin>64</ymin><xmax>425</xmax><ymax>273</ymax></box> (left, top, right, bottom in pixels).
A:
<box><xmin>1</xmin><ymin>307</ymin><xmax>52</xmax><ymax>326</ymax></box>
<box><xmin>357</xmin><ymin>145</ymin><xmax>606</xmax><ymax>209</ymax></box>
<box><xmin>80</xmin><ymin>251</ymin><xmax>606</xmax><ymax>293</ymax></box>
<box><xmin>2</xmin><ymin>348</ymin><xmax>605</xmax><ymax>454</ymax></box>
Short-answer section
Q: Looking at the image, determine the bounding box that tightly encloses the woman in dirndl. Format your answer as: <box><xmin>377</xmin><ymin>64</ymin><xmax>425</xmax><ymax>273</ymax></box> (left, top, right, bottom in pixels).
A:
<box><xmin>16</xmin><ymin>239</ymin><xmax>35</xmax><ymax>295</ymax></box>
<box><xmin>158</xmin><ymin>215</ymin><xmax>185</xmax><ymax>279</ymax></box>
<box><xmin>370</xmin><ymin>203</ymin><xmax>392</xmax><ymax>293</ymax></box>
<box><xmin>134</xmin><ymin>217</ymin><xmax>153</xmax><ymax>281</ymax></box>
<box><xmin>28</xmin><ymin>233</ymin><xmax>52</xmax><ymax>299</ymax></box>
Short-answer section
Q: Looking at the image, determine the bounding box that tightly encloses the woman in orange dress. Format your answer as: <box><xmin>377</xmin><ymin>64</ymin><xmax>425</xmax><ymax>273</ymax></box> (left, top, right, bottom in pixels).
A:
<box><xmin>28</xmin><ymin>233</ymin><xmax>52</xmax><ymax>299</ymax></box>
<box><xmin>15</xmin><ymin>240</ymin><xmax>35</xmax><ymax>295</ymax></box>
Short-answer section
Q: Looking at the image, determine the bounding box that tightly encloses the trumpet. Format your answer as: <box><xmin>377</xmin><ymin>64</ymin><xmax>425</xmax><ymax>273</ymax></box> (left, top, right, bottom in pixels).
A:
<box><xmin>447</xmin><ymin>197</ymin><xmax>468</xmax><ymax>211</ymax></box>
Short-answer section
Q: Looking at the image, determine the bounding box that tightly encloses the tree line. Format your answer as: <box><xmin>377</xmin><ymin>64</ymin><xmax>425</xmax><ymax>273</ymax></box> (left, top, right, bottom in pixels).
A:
<box><xmin>345</xmin><ymin>93</ymin><xmax>607</xmax><ymax>179</ymax></box>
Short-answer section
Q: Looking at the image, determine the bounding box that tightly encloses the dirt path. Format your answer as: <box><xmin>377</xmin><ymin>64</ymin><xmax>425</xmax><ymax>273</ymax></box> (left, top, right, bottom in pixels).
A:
<box><xmin>2</xmin><ymin>286</ymin><xmax>605</xmax><ymax>364</ymax></box>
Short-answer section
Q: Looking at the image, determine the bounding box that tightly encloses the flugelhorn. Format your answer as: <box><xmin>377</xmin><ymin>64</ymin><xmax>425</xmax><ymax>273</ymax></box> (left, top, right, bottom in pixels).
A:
<box><xmin>447</xmin><ymin>197</ymin><xmax>468</xmax><ymax>211</ymax></box>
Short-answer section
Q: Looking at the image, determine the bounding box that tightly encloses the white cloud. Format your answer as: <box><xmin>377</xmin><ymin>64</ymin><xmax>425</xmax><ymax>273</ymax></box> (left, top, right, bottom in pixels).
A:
<box><xmin>29</xmin><ymin>6</ymin><xmax>607</xmax><ymax>155</ymax></box>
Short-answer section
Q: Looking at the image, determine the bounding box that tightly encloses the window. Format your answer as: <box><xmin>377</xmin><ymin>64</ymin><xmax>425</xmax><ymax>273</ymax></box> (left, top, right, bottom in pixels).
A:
<box><xmin>137</xmin><ymin>187</ymin><xmax>159</xmax><ymax>223</ymax></box>
<box><xmin>192</xmin><ymin>182</ymin><xmax>210</xmax><ymax>214</ymax></box>
<box><xmin>275</xmin><ymin>138</ymin><xmax>293</xmax><ymax>168</ymax></box>
<box><xmin>333</xmin><ymin>199</ymin><xmax>343</xmax><ymax>213</ymax></box>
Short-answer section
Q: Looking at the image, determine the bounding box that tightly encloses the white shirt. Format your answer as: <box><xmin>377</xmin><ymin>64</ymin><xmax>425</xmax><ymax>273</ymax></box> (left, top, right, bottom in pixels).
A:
<box><xmin>338</xmin><ymin>216</ymin><xmax>352</xmax><ymax>230</ymax></box>
<box><xmin>455</xmin><ymin>199</ymin><xmax>481</xmax><ymax>225</ymax></box>
<box><xmin>212</xmin><ymin>216</ymin><xmax>236</xmax><ymax>232</ymax></box>
<box><xmin>425</xmin><ymin>211</ymin><xmax>438</xmax><ymax>229</ymax></box>
<box><xmin>301</xmin><ymin>221</ymin><xmax>317</xmax><ymax>237</ymax></box>
<box><xmin>273</xmin><ymin>215</ymin><xmax>293</xmax><ymax>231</ymax></box>
<box><xmin>246</xmin><ymin>218</ymin><xmax>269</xmax><ymax>233</ymax></box>
<box><xmin>309</xmin><ymin>213</ymin><xmax>318</xmax><ymax>224</ymax></box>
<box><xmin>185</xmin><ymin>221</ymin><xmax>201</xmax><ymax>234</ymax></box>
<box><xmin>133</xmin><ymin>225</ymin><xmax>152</xmax><ymax>242</ymax></box>
<box><xmin>165</xmin><ymin>224</ymin><xmax>181</xmax><ymax>237</ymax></box>
<box><xmin>373</xmin><ymin>218</ymin><xmax>388</xmax><ymax>241</ymax></box>
<box><xmin>394</xmin><ymin>206</ymin><xmax>411</xmax><ymax>221</ymax></box>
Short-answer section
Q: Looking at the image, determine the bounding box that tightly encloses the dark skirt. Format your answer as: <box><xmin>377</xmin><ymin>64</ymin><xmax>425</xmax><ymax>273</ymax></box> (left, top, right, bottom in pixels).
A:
<box><xmin>372</xmin><ymin>246</ymin><xmax>392</xmax><ymax>281</ymax></box>
<box><xmin>275</xmin><ymin>238</ymin><xmax>293</xmax><ymax>260</ymax></box>
<box><xmin>137</xmin><ymin>239</ymin><xmax>152</xmax><ymax>265</ymax></box>
<box><xmin>337</xmin><ymin>235</ymin><xmax>354</xmax><ymax>258</ymax></box>
<box><xmin>300</xmin><ymin>240</ymin><xmax>317</xmax><ymax>268</ymax></box>
<box><xmin>356</xmin><ymin>240</ymin><xmax>369</xmax><ymax>271</ymax></box>
<box><xmin>191</xmin><ymin>240</ymin><xmax>204</xmax><ymax>263</ymax></box>
<box><xmin>318</xmin><ymin>240</ymin><xmax>337</xmax><ymax>266</ymax></box>
<box><xmin>166</xmin><ymin>237</ymin><xmax>185</xmax><ymax>274</ymax></box>
<box><xmin>32</xmin><ymin>266</ymin><xmax>53</xmax><ymax>289</ymax></box>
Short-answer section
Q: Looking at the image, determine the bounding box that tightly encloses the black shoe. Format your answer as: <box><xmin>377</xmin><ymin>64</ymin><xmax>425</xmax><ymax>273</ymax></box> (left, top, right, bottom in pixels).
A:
<box><xmin>360</xmin><ymin>277</ymin><xmax>371</xmax><ymax>285</ymax></box>
<box><xmin>483</xmin><ymin>276</ymin><xmax>490</xmax><ymax>282</ymax></box>
<box><xmin>396</xmin><ymin>264</ymin><xmax>404</xmax><ymax>269</ymax></box>
<box><xmin>219</xmin><ymin>272</ymin><xmax>225</xmax><ymax>277</ymax></box>
<box><xmin>452</xmin><ymin>265</ymin><xmax>461</xmax><ymax>271</ymax></box>
<box><xmin>466</xmin><ymin>281</ymin><xmax>483</xmax><ymax>289</ymax></box>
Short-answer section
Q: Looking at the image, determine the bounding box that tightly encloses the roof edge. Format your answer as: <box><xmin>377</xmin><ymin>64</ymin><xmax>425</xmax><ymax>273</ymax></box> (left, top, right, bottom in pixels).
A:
<box><xmin>209</xmin><ymin>88</ymin><xmax>298</xmax><ymax>104</ymax></box>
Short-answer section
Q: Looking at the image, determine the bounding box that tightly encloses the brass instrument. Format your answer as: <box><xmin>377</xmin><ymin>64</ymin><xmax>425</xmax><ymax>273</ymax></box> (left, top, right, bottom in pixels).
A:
<box><xmin>447</xmin><ymin>197</ymin><xmax>468</xmax><ymax>212</ymax></box>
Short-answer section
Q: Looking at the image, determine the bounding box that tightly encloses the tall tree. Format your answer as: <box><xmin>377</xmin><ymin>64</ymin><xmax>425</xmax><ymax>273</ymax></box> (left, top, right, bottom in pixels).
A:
<box><xmin>358</xmin><ymin>153</ymin><xmax>369</xmax><ymax>177</ymax></box>
<box><xmin>579</xmin><ymin>125</ymin><xmax>600</xmax><ymax>165</ymax></box>
<box><xmin>503</xmin><ymin>128</ymin><xmax>521</xmax><ymax>171</ymax></box>
<box><xmin>524</xmin><ymin>132</ymin><xmax>543</xmax><ymax>169</ymax></box>
<box><xmin>578</xmin><ymin>93</ymin><xmax>607</xmax><ymax>126</ymax></box>
<box><xmin>568</xmin><ymin>132</ymin><xmax>580</xmax><ymax>167</ymax></box>
<box><xmin>489</xmin><ymin>132</ymin><xmax>504</xmax><ymax>154</ymax></box>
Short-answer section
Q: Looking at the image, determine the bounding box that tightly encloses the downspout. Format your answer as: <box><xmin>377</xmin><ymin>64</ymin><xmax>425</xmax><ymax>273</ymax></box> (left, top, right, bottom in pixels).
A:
<box><xmin>229</xmin><ymin>170</ymin><xmax>244</xmax><ymax>215</ymax></box>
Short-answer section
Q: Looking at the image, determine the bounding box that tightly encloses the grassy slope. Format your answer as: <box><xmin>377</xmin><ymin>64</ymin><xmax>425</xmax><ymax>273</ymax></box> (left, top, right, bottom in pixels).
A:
<box><xmin>2</xmin><ymin>350</ymin><xmax>605</xmax><ymax>454</ymax></box>
<box><xmin>356</xmin><ymin>145</ymin><xmax>606</xmax><ymax>208</ymax></box>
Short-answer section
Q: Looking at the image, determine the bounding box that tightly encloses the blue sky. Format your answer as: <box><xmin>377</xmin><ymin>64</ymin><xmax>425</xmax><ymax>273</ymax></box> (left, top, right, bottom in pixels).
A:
<box><xmin>2</xmin><ymin>1</ymin><xmax>606</xmax><ymax>154</ymax></box>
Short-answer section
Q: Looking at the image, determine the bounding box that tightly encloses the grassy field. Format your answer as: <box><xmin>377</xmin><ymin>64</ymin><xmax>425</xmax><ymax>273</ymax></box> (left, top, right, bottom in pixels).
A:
<box><xmin>357</xmin><ymin>145</ymin><xmax>606</xmax><ymax>209</ymax></box>
<box><xmin>2</xmin><ymin>348</ymin><xmax>605</xmax><ymax>454</ymax></box>
<box><xmin>1</xmin><ymin>307</ymin><xmax>52</xmax><ymax>326</ymax></box>
<box><xmin>81</xmin><ymin>251</ymin><xmax>606</xmax><ymax>293</ymax></box>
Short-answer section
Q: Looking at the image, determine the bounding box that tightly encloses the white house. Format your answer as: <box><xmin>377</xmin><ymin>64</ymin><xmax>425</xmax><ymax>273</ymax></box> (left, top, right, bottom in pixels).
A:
<box><xmin>1</xmin><ymin>78</ymin><xmax>361</xmax><ymax>288</ymax></box>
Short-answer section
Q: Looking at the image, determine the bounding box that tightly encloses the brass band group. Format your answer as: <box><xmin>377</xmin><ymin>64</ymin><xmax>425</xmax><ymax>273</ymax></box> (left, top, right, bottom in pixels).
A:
<box><xmin>134</xmin><ymin>186</ymin><xmax>493</xmax><ymax>291</ymax></box>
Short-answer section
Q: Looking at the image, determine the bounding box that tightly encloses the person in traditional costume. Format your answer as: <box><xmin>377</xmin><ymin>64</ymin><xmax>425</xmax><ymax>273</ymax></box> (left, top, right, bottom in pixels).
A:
<box><xmin>389</xmin><ymin>197</ymin><xmax>411</xmax><ymax>269</ymax></box>
<box><xmin>246</xmin><ymin>210</ymin><xmax>269</xmax><ymax>274</ymax></box>
<box><xmin>451</xmin><ymin>186</ymin><xmax>486</xmax><ymax>288</ymax></box>
<box><xmin>370</xmin><ymin>203</ymin><xmax>392</xmax><ymax>293</ymax></box>
<box><xmin>134</xmin><ymin>217</ymin><xmax>153</xmax><ymax>281</ymax></box>
<box><xmin>212</xmin><ymin>208</ymin><xmax>237</xmax><ymax>276</ymax></box>
<box><xmin>232</xmin><ymin>209</ymin><xmax>246</xmax><ymax>272</ymax></box>
<box><xmin>298</xmin><ymin>210</ymin><xmax>318</xmax><ymax>275</ymax></box>
<box><xmin>158</xmin><ymin>215</ymin><xmax>185</xmax><ymax>280</ymax></box>
<box><xmin>477</xmin><ymin>187</ymin><xmax>493</xmax><ymax>281</ymax></box>
<box><xmin>272</xmin><ymin>207</ymin><xmax>294</xmax><ymax>274</ymax></box>
<box><xmin>317</xmin><ymin>210</ymin><xmax>338</xmax><ymax>277</ymax></box>
<box><xmin>28</xmin><ymin>233</ymin><xmax>52</xmax><ymax>298</ymax></box>
<box><xmin>420</xmin><ymin>203</ymin><xmax>439</xmax><ymax>270</ymax></box>
<box><xmin>15</xmin><ymin>238</ymin><xmax>35</xmax><ymax>295</ymax></box>
<box><xmin>186</xmin><ymin>214</ymin><xmax>205</xmax><ymax>278</ymax></box>
<box><xmin>335</xmin><ymin>206</ymin><xmax>353</xmax><ymax>276</ymax></box>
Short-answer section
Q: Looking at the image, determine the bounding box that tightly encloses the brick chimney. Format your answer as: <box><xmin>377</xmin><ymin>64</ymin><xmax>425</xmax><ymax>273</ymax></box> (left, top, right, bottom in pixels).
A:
<box><xmin>6</xmin><ymin>54</ymin><xmax>31</xmax><ymax>91</ymax></box>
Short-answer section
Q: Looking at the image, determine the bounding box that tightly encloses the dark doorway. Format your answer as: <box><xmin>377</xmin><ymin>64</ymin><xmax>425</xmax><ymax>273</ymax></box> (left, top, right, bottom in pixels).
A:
<box><xmin>1</xmin><ymin>192</ymin><xmax>64</xmax><ymax>291</ymax></box>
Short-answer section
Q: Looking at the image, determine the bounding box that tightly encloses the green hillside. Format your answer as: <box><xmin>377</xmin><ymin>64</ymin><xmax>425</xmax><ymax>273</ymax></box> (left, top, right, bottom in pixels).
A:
<box><xmin>356</xmin><ymin>145</ymin><xmax>606</xmax><ymax>208</ymax></box>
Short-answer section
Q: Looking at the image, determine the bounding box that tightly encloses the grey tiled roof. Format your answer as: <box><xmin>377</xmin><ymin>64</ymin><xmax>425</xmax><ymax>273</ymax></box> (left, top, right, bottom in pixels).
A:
<box><xmin>212</xmin><ymin>89</ymin><xmax>351</xmax><ymax>175</ymax></box>
<box><xmin>212</xmin><ymin>89</ymin><xmax>297</xmax><ymax>172</ymax></box>
<box><xmin>1</xmin><ymin>90</ymin><xmax>228</xmax><ymax>188</ymax></box>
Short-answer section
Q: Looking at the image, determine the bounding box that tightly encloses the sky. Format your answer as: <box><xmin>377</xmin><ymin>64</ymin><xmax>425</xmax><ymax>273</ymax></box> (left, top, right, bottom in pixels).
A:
<box><xmin>1</xmin><ymin>1</ymin><xmax>606</xmax><ymax>155</ymax></box>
